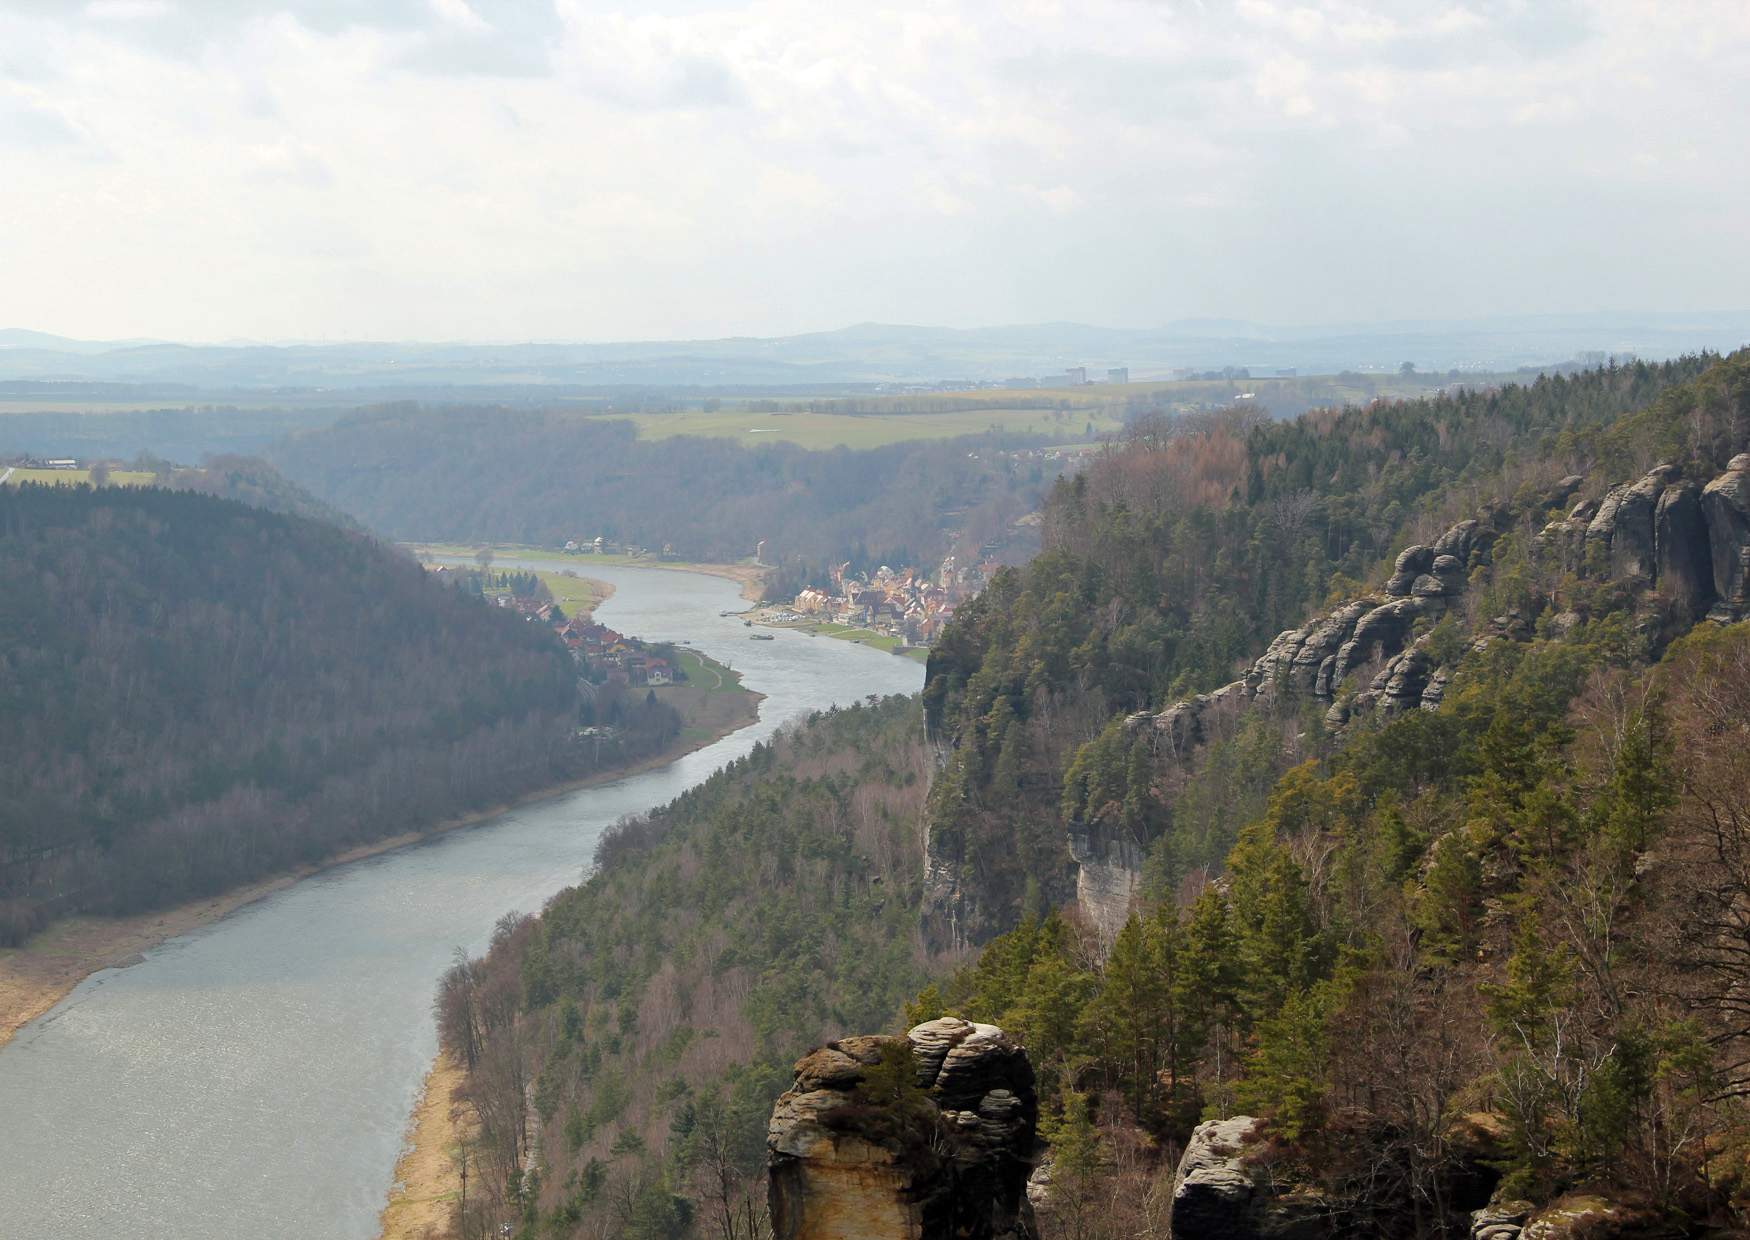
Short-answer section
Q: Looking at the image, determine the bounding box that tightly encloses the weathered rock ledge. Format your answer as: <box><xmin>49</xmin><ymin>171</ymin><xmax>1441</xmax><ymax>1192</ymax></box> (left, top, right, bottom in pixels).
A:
<box><xmin>1169</xmin><ymin>1116</ymin><xmax>1330</xmax><ymax>1240</ymax></box>
<box><xmin>1051</xmin><ymin>458</ymin><xmax>1750</xmax><ymax>940</ymax></box>
<box><xmin>768</xmin><ymin>1017</ymin><xmax>1037</xmax><ymax>1240</ymax></box>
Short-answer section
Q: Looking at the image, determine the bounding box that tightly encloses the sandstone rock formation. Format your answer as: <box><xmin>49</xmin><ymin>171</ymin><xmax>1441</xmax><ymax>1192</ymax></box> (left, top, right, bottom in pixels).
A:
<box><xmin>937</xmin><ymin>453</ymin><xmax>1750</xmax><ymax>946</ymax></box>
<box><xmin>1169</xmin><ymin>1116</ymin><xmax>1327</xmax><ymax>1240</ymax></box>
<box><xmin>1471</xmin><ymin>1200</ymin><xmax>1533</xmax><ymax>1240</ymax></box>
<box><xmin>1540</xmin><ymin>458</ymin><xmax>1750</xmax><ymax>624</ymax></box>
<box><xmin>1515</xmin><ymin>1193</ymin><xmax>1660</xmax><ymax>1239</ymax></box>
<box><xmin>1704</xmin><ymin>453</ymin><xmax>1750</xmax><ymax>621</ymax></box>
<box><xmin>768</xmin><ymin>1017</ymin><xmax>1037</xmax><ymax>1240</ymax></box>
<box><xmin>1163</xmin><ymin>458</ymin><xmax>1750</xmax><ymax>758</ymax></box>
<box><xmin>1655</xmin><ymin>481</ymin><xmax>1711</xmax><ymax>619</ymax></box>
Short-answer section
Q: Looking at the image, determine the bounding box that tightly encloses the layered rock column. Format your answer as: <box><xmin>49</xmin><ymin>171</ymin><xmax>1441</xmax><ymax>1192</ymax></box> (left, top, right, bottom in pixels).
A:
<box><xmin>1704</xmin><ymin>453</ymin><xmax>1750</xmax><ymax>620</ymax></box>
<box><xmin>768</xmin><ymin>1017</ymin><xmax>1037</xmax><ymax>1240</ymax></box>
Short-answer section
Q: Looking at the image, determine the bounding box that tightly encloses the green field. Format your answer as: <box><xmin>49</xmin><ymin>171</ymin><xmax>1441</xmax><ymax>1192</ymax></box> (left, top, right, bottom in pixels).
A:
<box><xmin>595</xmin><ymin>406</ymin><xmax>1126</xmax><ymax>450</ymax></box>
<box><xmin>405</xmin><ymin>543</ymin><xmax>764</xmax><ymax>595</ymax></box>
<box><xmin>671</xmin><ymin>647</ymin><xmax>748</xmax><ymax>692</ymax></box>
<box><xmin>534</xmin><ymin>570</ymin><xmax>613</xmax><ymax>618</ymax></box>
<box><xmin>0</xmin><ymin>399</ymin><xmax>304</xmax><ymax>414</ymax></box>
<box><xmin>789</xmin><ymin>621</ymin><xmax>930</xmax><ymax>662</ymax></box>
<box><xmin>2</xmin><ymin>467</ymin><xmax>158</xmax><ymax>487</ymax></box>
<box><xmin>584</xmin><ymin>371</ymin><xmax>1495</xmax><ymax>450</ymax></box>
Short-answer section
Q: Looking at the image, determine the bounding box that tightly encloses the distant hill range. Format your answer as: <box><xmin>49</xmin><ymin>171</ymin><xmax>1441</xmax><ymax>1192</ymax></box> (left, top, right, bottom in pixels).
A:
<box><xmin>4</xmin><ymin>314</ymin><xmax>1748</xmax><ymax>391</ymax></box>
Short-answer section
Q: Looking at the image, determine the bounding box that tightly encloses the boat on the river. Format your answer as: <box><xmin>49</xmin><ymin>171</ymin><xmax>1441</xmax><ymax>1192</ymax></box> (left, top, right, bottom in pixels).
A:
<box><xmin>750</xmin><ymin>633</ymin><xmax>775</xmax><ymax>640</ymax></box>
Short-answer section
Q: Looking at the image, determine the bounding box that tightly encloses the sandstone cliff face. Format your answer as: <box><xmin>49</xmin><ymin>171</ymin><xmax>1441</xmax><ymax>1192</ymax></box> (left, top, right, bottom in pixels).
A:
<box><xmin>1055</xmin><ymin>457</ymin><xmax>1750</xmax><ymax>939</ymax></box>
<box><xmin>1703</xmin><ymin>453</ymin><xmax>1750</xmax><ymax>620</ymax></box>
<box><xmin>768</xmin><ymin>1018</ymin><xmax>1037</xmax><ymax>1240</ymax></box>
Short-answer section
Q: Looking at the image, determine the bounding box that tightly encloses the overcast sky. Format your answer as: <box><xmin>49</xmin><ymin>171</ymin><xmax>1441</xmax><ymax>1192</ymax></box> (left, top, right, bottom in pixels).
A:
<box><xmin>0</xmin><ymin>0</ymin><xmax>1745</xmax><ymax>343</ymax></box>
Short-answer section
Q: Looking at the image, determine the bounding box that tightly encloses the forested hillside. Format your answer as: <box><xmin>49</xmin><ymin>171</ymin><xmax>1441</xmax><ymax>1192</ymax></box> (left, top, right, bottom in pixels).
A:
<box><xmin>427</xmin><ymin>352</ymin><xmax>1750</xmax><ymax>1240</ymax></box>
<box><xmin>920</xmin><ymin>353</ymin><xmax>1727</xmax><ymax>940</ymax></box>
<box><xmin>161</xmin><ymin>453</ymin><xmax>367</xmax><ymax>530</ymax></box>
<box><xmin>270</xmin><ymin>406</ymin><xmax>1047</xmax><ymax>573</ymax></box>
<box><xmin>907</xmin><ymin>348</ymin><xmax>1750</xmax><ymax>1236</ymax></box>
<box><xmin>0</xmin><ymin>485</ymin><xmax>675</xmax><ymax>945</ymax></box>
<box><xmin>436</xmin><ymin>698</ymin><xmax>940</xmax><ymax>1239</ymax></box>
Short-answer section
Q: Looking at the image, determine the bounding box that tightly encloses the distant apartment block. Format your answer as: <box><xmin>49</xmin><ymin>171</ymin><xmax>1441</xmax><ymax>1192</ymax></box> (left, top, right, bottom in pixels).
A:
<box><xmin>1065</xmin><ymin>366</ymin><xmax>1087</xmax><ymax>385</ymax></box>
<box><xmin>1106</xmin><ymin>367</ymin><xmax>1129</xmax><ymax>384</ymax></box>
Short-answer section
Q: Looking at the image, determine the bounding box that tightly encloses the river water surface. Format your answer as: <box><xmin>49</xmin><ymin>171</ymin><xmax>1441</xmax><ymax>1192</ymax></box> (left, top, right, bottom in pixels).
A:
<box><xmin>0</xmin><ymin>562</ymin><xmax>922</xmax><ymax>1239</ymax></box>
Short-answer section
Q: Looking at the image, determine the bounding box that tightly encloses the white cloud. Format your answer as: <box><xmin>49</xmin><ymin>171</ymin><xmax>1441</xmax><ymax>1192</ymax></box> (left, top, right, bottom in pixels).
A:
<box><xmin>428</xmin><ymin>0</ymin><xmax>490</xmax><ymax>32</ymax></box>
<box><xmin>0</xmin><ymin>0</ymin><xmax>1744</xmax><ymax>341</ymax></box>
<box><xmin>82</xmin><ymin>1</ymin><xmax>175</xmax><ymax>20</ymax></box>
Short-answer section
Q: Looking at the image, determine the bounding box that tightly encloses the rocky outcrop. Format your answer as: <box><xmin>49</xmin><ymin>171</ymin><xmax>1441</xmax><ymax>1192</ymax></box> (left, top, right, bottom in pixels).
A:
<box><xmin>1471</xmin><ymin>1200</ymin><xmax>1533</xmax><ymax>1240</ymax></box>
<box><xmin>1548</xmin><ymin>460</ymin><xmax>1750</xmax><ymax>623</ymax></box>
<box><xmin>1084</xmin><ymin>458</ymin><xmax>1750</xmax><ymax>939</ymax></box>
<box><xmin>1704</xmin><ymin>453</ymin><xmax>1750</xmax><ymax>621</ymax></box>
<box><xmin>1169</xmin><ymin>1116</ymin><xmax>1327</xmax><ymax>1240</ymax></box>
<box><xmin>1587</xmin><ymin>469</ymin><xmax>1671</xmax><ymax>583</ymax></box>
<box><xmin>1068</xmin><ymin>828</ymin><xmax>1146</xmax><ymax>946</ymax></box>
<box><xmin>1518</xmin><ymin>1193</ymin><xmax>1661</xmax><ymax>1239</ymax></box>
<box><xmin>768</xmin><ymin>1018</ymin><xmax>1037</xmax><ymax>1240</ymax></box>
<box><xmin>1655</xmin><ymin>481</ymin><xmax>1712</xmax><ymax>619</ymax></box>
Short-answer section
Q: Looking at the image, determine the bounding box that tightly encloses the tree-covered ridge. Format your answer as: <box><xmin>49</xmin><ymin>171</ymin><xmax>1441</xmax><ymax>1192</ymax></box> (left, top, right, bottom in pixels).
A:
<box><xmin>162</xmin><ymin>453</ymin><xmax>368</xmax><ymax>531</ymax></box>
<box><xmin>436</xmin><ymin>698</ymin><xmax>939</xmax><ymax>1239</ymax></box>
<box><xmin>903</xmin><ymin>350</ymin><xmax>1750</xmax><ymax>1236</ymax></box>
<box><xmin>918</xmin><ymin>614</ymin><xmax>1750</xmax><ymax>1236</ymax></box>
<box><xmin>919</xmin><ymin>352</ymin><xmax>1738</xmax><ymax>941</ymax></box>
<box><xmin>270</xmin><ymin>405</ymin><xmax>1049</xmax><ymax>576</ymax></box>
<box><xmin>0</xmin><ymin>484</ymin><xmax>647</xmax><ymax>944</ymax></box>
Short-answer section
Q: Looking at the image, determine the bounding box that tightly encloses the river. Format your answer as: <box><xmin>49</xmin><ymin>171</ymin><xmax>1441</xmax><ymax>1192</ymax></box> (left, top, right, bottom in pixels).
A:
<box><xmin>0</xmin><ymin>562</ymin><xmax>923</xmax><ymax>1240</ymax></box>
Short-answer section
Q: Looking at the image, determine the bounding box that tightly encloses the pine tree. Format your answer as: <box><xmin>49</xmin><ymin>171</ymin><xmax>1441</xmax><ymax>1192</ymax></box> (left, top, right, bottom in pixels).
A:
<box><xmin>1007</xmin><ymin>948</ymin><xmax>1096</xmax><ymax>1102</ymax></box>
<box><xmin>1236</xmin><ymin>980</ymin><xmax>1337</xmax><ymax>1141</ymax></box>
<box><xmin>1182</xmin><ymin>885</ymin><xmax>1243</xmax><ymax>1105</ymax></box>
<box><xmin>1414</xmin><ymin>829</ymin><xmax>1484</xmax><ymax>963</ymax></box>
<box><xmin>1227</xmin><ymin>823</ymin><xmax>1328</xmax><ymax>1020</ymax></box>
<box><xmin>1080</xmin><ymin>912</ymin><xmax>1168</xmax><ymax>1116</ymax></box>
<box><xmin>1158</xmin><ymin>905</ymin><xmax>1210</xmax><ymax>1125</ymax></box>
<box><xmin>1595</xmin><ymin>704</ymin><xmax>1674</xmax><ymax>856</ymax></box>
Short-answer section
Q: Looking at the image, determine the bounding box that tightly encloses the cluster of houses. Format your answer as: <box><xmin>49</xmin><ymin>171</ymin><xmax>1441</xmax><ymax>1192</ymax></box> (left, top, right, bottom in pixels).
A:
<box><xmin>553</xmin><ymin>619</ymin><xmax>675</xmax><ymax>686</ymax></box>
<box><xmin>786</xmin><ymin>557</ymin><xmax>997</xmax><ymax>646</ymax></box>
<box><xmin>432</xmin><ymin>565</ymin><xmax>677</xmax><ymax>686</ymax></box>
<box><xmin>560</xmin><ymin>536</ymin><xmax>679</xmax><ymax>560</ymax></box>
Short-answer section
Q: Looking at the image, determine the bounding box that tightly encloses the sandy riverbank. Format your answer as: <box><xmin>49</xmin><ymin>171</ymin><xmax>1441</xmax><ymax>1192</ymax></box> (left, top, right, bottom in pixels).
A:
<box><xmin>378</xmin><ymin>1051</ymin><xmax>474</xmax><ymax>1240</ymax></box>
<box><xmin>0</xmin><ymin>683</ymin><xmax>763</xmax><ymax>1052</ymax></box>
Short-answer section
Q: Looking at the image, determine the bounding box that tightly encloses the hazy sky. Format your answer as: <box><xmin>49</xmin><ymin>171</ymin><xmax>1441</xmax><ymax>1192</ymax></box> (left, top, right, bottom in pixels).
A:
<box><xmin>1</xmin><ymin>0</ymin><xmax>1745</xmax><ymax>342</ymax></box>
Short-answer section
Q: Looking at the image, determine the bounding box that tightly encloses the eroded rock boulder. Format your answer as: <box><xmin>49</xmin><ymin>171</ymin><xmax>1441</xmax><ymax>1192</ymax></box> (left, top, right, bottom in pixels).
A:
<box><xmin>1334</xmin><ymin>597</ymin><xmax>1436</xmax><ymax>682</ymax></box>
<box><xmin>1519</xmin><ymin>1193</ymin><xmax>1660</xmax><ymax>1239</ymax></box>
<box><xmin>769</xmin><ymin>1018</ymin><xmax>1037</xmax><ymax>1240</ymax></box>
<box><xmin>1471</xmin><ymin>1200</ymin><xmax>1533</xmax><ymax>1240</ymax></box>
<box><xmin>1387</xmin><ymin>545</ymin><xmax>1435</xmax><ymax>596</ymax></box>
<box><xmin>1169</xmin><ymin>1116</ymin><xmax>1327</xmax><ymax>1240</ymax></box>
<box><xmin>1374</xmin><ymin>643</ymin><xmax>1436</xmax><ymax>713</ymax></box>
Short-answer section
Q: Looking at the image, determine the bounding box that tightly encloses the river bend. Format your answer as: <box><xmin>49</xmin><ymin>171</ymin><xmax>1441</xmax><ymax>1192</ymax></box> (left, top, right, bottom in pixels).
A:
<box><xmin>0</xmin><ymin>562</ymin><xmax>922</xmax><ymax>1239</ymax></box>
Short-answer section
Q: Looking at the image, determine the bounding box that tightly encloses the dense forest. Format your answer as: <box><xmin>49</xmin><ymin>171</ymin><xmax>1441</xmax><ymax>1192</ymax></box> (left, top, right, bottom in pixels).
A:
<box><xmin>0</xmin><ymin>485</ymin><xmax>679</xmax><ymax>945</ymax></box>
<box><xmin>158</xmin><ymin>453</ymin><xmax>368</xmax><ymax>530</ymax></box>
<box><xmin>919</xmin><ymin>352</ymin><xmax>1728</xmax><ymax>938</ymax></box>
<box><xmin>916</xmin><ymin>621</ymin><xmax>1750</xmax><ymax>1235</ymax></box>
<box><xmin>269</xmin><ymin>406</ymin><xmax>1047</xmax><ymax>574</ymax></box>
<box><xmin>905</xmin><ymin>348</ymin><xmax>1750</xmax><ymax>1235</ymax></box>
<box><xmin>436</xmin><ymin>351</ymin><xmax>1750</xmax><ymax>1239</ymax></box>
